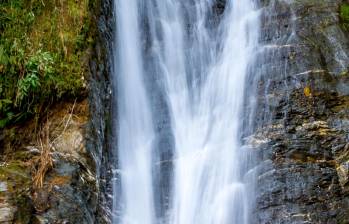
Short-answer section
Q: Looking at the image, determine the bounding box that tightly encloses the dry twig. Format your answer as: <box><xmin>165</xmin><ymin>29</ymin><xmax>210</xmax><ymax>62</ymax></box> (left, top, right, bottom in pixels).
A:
<box><xmin>32</xmin><ymin>120</ymin><xmax>53</xmax><ymax>189</ymax></box>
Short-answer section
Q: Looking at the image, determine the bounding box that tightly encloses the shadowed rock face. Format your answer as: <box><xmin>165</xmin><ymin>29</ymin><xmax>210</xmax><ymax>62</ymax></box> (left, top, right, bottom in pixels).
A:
<box><xmin>87</xmin><ymin>0</ymin><xmax>114</xmax><ymax>222</ymax></box>
<box><xmin>249</xmin><ymin>0</ymin><xmax>349</xmax><ymax>223</ymax></box>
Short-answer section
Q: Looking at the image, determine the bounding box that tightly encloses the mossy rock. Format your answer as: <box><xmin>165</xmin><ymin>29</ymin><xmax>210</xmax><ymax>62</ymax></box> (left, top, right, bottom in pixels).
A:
<box><xmin>0</xmin><ymin>161</ymin><xmax>33</xmax><ymax>223</ymax></box>
<box><xmin>0</xmin><ymin>163</ymin><xmax>30</xmax><ymax>196</ymax></box>
<box><xmin>13</xmin><ymin>194</ymin><xmax>35</xmax><ymax>224</ymax></box>
<box><xmin>340</xmin><ymin>3</ymin><xmax>349</xmax><ymax>31</ymax></box>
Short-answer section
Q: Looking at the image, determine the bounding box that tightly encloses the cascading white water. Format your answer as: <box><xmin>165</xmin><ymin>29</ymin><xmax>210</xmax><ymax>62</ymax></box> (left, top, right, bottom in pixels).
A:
<box><xmin>113</xmin><ymin>0</ymin><xmax>260</xmax><ymax>223</ymax></box>
<box><xmin>113</xmin><ymin>1</ymin><xmax>156</xmax><ymax>223</ymax></box>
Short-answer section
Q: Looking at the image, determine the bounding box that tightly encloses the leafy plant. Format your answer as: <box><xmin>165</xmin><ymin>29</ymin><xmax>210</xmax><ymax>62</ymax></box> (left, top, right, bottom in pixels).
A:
<box><xmin>15</xmin><ymin>51</ymin><xmax>55</xmax><ymax>105</ymax></box>
<box><xmin>26</xmin><ymin>51</ymin><xmax>54</xmax><ymax>76</ymax></box>
<box><xmin>17</xmin><ymin>74</ymin><xmax>40</xmax><ymax>103</ymax></box>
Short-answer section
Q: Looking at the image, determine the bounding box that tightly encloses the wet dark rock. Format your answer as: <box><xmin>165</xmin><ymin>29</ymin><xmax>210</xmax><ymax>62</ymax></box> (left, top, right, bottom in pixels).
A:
<box><xmin>87</xmin><ymin>0</ymin><xmax>114</xmax><ymax>222</ymax></box>
<box><xmin>251</xmin><ymin>0</ymin><xmax>349</xmax><ymax>223</ymax></box>
<box><xmin>213</xmin><ymin>0</ymin><xmax>227</xmax><ymax>16</ymax></box>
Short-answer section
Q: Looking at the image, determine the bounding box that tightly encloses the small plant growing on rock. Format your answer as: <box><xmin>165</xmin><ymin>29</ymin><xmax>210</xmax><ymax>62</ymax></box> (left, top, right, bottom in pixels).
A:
<box><xmin>16</xmin><ymin>51</ymin><xmax>54</xmax><ymax>105</ymax></box>
<box><xmin>340</xmin><ymin>3</ymin><xmax>349</xmax><ymax>31</ymax></box>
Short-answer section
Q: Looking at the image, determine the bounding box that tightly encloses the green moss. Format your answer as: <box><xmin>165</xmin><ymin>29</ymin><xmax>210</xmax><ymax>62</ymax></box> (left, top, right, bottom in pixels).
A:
<box><xmin>340</xmin><ymin>3</ymin><xmax>349</xmax><ymax>31</ymax></box>
<box><xmin>0</xmin><ymin>161</ymin><xmax>31</xmax><ymax>204</ymax></box>
<box><xmin>0</xmin><ymin>161</ymin><xmax>33</xmax><ymax>223</ymax></box>
<box><xmin>13</xmin><ymin>194</ymin><xmax>34</xmax><ymax>224</ymax></box>
<box><xmin>0</xmin><ymin>0</ymin><xmax>95</xmax><ymax>127</ymax></box>
<box><xmin>0</xmin><ymin>162</ymin><xmax>30</xmax><ymax>182</ymax></box>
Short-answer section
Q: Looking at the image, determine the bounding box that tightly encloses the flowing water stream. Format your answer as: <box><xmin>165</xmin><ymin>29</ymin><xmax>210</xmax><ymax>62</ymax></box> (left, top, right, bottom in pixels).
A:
<box><xmin>113</xmin><ymin>0</ymin><xmax>260</xmax><ymax>223</ymax></box>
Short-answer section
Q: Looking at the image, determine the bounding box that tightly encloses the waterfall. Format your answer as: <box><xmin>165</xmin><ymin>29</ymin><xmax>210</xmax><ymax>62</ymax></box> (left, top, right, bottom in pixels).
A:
<box><xmin>113</xmin><ymin>1</ymin><xmax>156</xmax><ymax>223</ymax></box>
<box><xmin>112</xmin><ymin>0</ymin><xmax>260</xmax><ymax>223</ymax></box>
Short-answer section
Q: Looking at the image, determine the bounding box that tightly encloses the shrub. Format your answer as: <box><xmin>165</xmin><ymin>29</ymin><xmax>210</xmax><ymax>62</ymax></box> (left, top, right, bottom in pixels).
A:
<box><xmin>0</xmin><ymin>0</ymin><xmax>94</xmax><ymax>128</ymax></box>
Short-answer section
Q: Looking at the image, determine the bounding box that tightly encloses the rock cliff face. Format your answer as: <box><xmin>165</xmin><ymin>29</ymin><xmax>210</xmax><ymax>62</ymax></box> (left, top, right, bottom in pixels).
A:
<box><xmin>87</xmin><ymin>0</ymin><xmax>114</xmax><ymax>222</ymax></box>
<box><xmin>251</xmin><ymin>0</ymin><xmax>349</xmax><ymax>223</ymax></box>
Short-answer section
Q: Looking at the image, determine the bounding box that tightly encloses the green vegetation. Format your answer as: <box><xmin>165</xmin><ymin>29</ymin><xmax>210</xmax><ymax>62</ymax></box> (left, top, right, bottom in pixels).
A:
<box><xmin>340</xmin><ymin>3</ymin><xmax>349</xmax><ymax>31</ymax></box>
<box><xmin>0</xmin><ymin>0</ymin><xmax>95</xmax><ymax>128</ymax></box>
